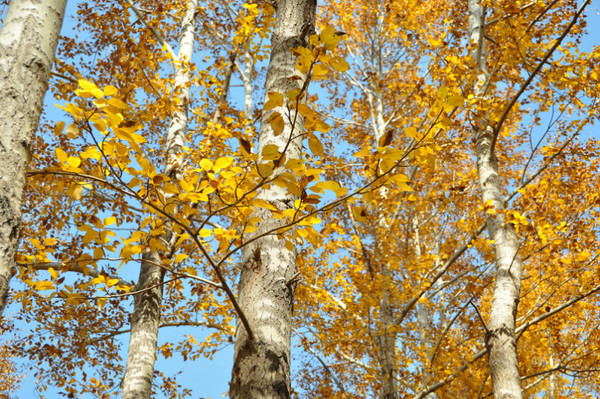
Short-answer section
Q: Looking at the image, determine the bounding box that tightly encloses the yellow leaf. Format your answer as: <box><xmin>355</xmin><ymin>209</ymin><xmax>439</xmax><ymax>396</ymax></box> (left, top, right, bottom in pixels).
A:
<box><xmin>163</xmin><ymin>182</ymin><xmax>179</xmax><ymax>194</ymax></box>
<box><xmin>268</xmin><ymin>112</ymin><xmax>285</xmax><ymax>136</ymax></box>
<box><xmin>104</xmin><ymin>216</ymin><xmax>116</xmax><ymax>226</ymax></box>
<box><xmin>82</xmin><ymin>229</ymin><xmax>98</xmax><ymax>244</ymax></box>
<box><xmin>66</xmin><ymin>156</ymin><xmax>81</xmax><ymax>168</ymax></box>
<box><xmin>69</xmin><ymin>184</ymin><xmax>83</xmax><ymax>200</ymax></box>
<box><xmin>285</xmin><ymin>240</ymin><xmax>294</xmax><ymax>251</ymax></box>
<box><xmin>62</xmin><ymin>291</ymin><xmax>86</xmax><ymax>305</ymax></box>
<box><xmin>106</xmin><ymin>278</ymin><xmax>119</xmax><ymax>287</ymax></box>
<box><xmin>296</xmin><ymin>56</ymin><xmax>312</xmax><ymax>74</ymax></box>
<box><xmin>264</xmin><ymin>92</ymin><xmax>283</xmax><ymax>111</ymax></box>
<box><xmin>108</xmin><ymin>97</ymin><xmax>127</xmax><ymax>109</ymax></box>
<box><xmin>120</xmin><ymin>246</ymin><xmax>133</xmax><ymax>260</ymax></box>
<box><xmin>174</xmin><ymin>253</ymin><xmax>188</xmax><ymax>263</ymax></box>
<box><xmin>313</xmin><ymin>64</ymin><xmax>329</xmax><ymax>79</ymax></box>
<box><xmin>257</xmin><ymin>163</ymin><xmax>273</xmax><ymax>178</ymax></box>
<box><xmin>437</xmin><ymin>86</ymin><xmax>449</xmax><ymax>99</ymax></box>
<box><xmin>78</xmin><ymin>79</ymin><xmax>98</xmax><ymax>92</ymax></box>
<box><xmin>297</xmin><ymin>103</ymin><xmax>314</xmax><ymax>118</ymax></box>
<box><xmin>97</xmin><ymin>298</ymin><xmax>107</xmax><ymax>310</ymax></box>
<box><xmin>296</xmin><ymin>229</ymin><xmax>309</xmax><ymax>238</ymax></box>
<box><xmin>314</xmin><ymin>120</ymin><xmax>331</xmax><ymax>132</ymax></box>
<box><xmin>253</xmin><ymin>198</ymin><xmax>277</xmax><ymax>211</ymax></box>
<box><xmin>299</xmin><ymin>215</ymin><xmax>322</xmax><ymax>226</ymax></box>
<box><xmin>33</xmin><ymin>281</ymin><xmax>54</xmax><ymax>291</ymax></box>
<box><xmin>81</xmin><ymin>146</ymin><xmax>101</xmax><ymax>160</ymax></box>
<box><xmin>286</xmin><ymin>89</ymin><xmax>302</xmax><ymax>100</ymax></box>
<box><xmin>104</xmin><ymin>85</ymin><xmax>118</xmax><ymax>96</ymax></box>
<box><xmin>309</xmin><ymin>136</ymin><xmax>324</xmax><ymax>156</ymax></box>
<box><xmin>200</xmin><ymin>158</ymin><xmax>213</xmax><ymax>171</ymax></box>
<box><xmin>396</xmin><ymin>182</ymin><xmax>413</xmax><ymax>192</ymax></box>
<box><xmin>149</xmin><ymin>238</ymin><xmax>168</xmax><ymax>252</ymax></box>
<box><xmin>129</xmin><ymin>132</ymin><xmax>146</xmax><ymax>143</ymax></box>
<box><xmin>91</xmin><ymin>88</ymin><xmax>104</xmax><ymax>100</ymax></box>
<box><xmin>404</xmin><ymin>127</ymin><xmax>420</xmax><ymax>139</ymax></box>
<box><xmin>261</xmin><ymin>144</ymin><xmax>280</xmax><ymax>161</ymax></box>
<box><xmin>214</xmin><ymin>156</ymin><xmax>233</xmax><ymax>172</ymax></box>
<box><xmin>352</xmin><ymin>206</ymin><xmax>368</xmax><ymax>222</ymax></box>
<box><xmin>199</xmin><ymin>229</ymin><xmax>212</xmax><ymax>238</ymax></box>
<box><xmin>48</xmin><ymin>267</ymin><xmax>58</xmax><ymax>280</ymax></box>
<box><xmin>320</xmin><ymin>26</ymin><xmax>342</xmax><ymax>50</ymax></box>
<box><xmin>54</xmin><ymin>121</ymin><xmax>66</xmax><ymax>136</ymax></box>
<box><xmin>92</xmin><ymin>119</ymin><xmax>108</xmax><ymax>132</ymax></box>
<box><xmin>94</xmin><ymin>247</ymin><xmax>104</xmax><ymax>260</ymax></box>
<box><xmin>285</xmin><ymin>181</ymin><xmax>302</xmax><ymax>197</ymax></box>
<box><xmin>354</xmin><ymin>148</ymin><xmax>370</xmax><ymax>158</ymax></box>
<box><xmin>286</xmin><ymin>158</ymin><xmax>303</xmax><ymax>169</ymax></box>
<box><xmin>56</xmin><ymin>103</ymin><xmax>83</xmax><ymax>118</ymax></box>
<box><xmin>330</xmin><ymin>56</ymin><xmax>350</xmax><ymax>72</ymax></box>
<box><xmin>447</xmin><ymin>95</ymin><xmax>464</xmax><ymax>108</ymax></box>
<box><xmin>55</xmin><ymin>148</ymin><xmax>68</xmax><ymax>163</ymax></box>
<box><xmin>66</xmin><ymin>124</ymin><xmax>80</xmax><ymax>139</ymax></box>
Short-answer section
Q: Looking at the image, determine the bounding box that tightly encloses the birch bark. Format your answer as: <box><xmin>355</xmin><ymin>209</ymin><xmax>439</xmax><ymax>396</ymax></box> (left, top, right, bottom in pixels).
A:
<box><xmin>373</xmin><ymin>96</ymin><xmax>398</xmax><ymax>399</ymax></box>
<box><xmin>121</xmin><ymin>1</ymin><xmax>197</xmax><ymax>397</ymax></box>
<box><xmin>230</xmin><ymin>0</ymin><xmax>316</xmax><ymax>397</ymax></box>
<box><xmin>468</xmin><ymin>2</ymin><xmax>523</xmax><ymax>398</ymax></box>
<box><xmin>0</xmin><ymin>0</ymin><xmax>67</xmax><ymax>315</ymax></box>
<box><xmin>370</xmin><ymin>3</ymin><xmax>398</xmax><ymax>395</ymax></box>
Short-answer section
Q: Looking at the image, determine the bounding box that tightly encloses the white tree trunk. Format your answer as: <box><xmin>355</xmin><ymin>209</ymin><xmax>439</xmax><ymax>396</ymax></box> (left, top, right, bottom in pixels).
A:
<box><xmin>374</xmin><ymin>108</ymin><xmax>398</xmax><ymax>399</ymax></box>
<box><xmin>370</xmin><ymin>4</ymin><xmax>398</xmax><ymax>389</ymax></box>
<box><xmin>121</xmin><ymin>1</ymin><xmax>197</xmax><ymax>397</ymax></box>
<box><xmin>469</xmin><ymin>1</ymin><xmax>523</xmax><ymax>398</ymax></box>
<box><xmin>121</xmin><ymin>251</ymin><xmax>165</xmax><ymax>399</ymax></box>
<box><xmin>476</xmin><ymin>125</ymin><xmax>523</xmax><ymax>399</ymax></box>
<box><xmin>243</xmin><ymin>51</ymin><xmax>254</xmax><ymax>132</ymax></box>
<box><xmin>0</xmin><ymin>0</ymin><xmax>67</xmax><ymax>314</ymax></box>
<box><xmin>230</xmin><ymin>0</ymin><xmax>316</xmax><ymax>397</ymax></box>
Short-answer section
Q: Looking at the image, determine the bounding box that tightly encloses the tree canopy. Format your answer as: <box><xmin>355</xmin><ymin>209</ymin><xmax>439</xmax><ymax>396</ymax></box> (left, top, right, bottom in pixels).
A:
<box><xmin>1</xmin><ymin>0</ymin><xmax>600</xmax><ymax>398</ymax></box>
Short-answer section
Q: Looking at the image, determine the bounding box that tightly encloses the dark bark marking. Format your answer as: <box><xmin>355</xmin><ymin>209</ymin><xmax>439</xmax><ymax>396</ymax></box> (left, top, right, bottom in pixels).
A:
<box><xmin>250</xmin><ymin>245</ymin><xmax>262</xmax><ymax>273</ymax></box>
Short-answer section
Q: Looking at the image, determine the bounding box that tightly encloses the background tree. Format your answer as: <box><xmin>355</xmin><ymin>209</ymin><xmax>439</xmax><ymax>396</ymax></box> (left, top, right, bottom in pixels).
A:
<box><xmin>120</xmin><ymin>1</ymin><xmax>198</xmax><ymax>397</ymax></box>
<box><xmin>293</xmin><ymin>0</ymin><xmax>600</xmax><ymax>398</ymax></box>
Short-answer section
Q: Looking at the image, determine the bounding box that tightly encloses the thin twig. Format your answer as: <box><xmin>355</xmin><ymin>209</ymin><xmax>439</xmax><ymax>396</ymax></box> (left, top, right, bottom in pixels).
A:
<box><xmin>491</xmin><ymin>0</ymin><xmax>591</xmax><ymax>152</ymax></box>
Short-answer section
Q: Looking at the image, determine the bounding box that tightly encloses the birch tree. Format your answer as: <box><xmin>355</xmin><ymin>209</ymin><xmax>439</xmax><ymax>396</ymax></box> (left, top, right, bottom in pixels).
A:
<box><xmin>230</xmin><ymin>0</ymin><xmax>317</xmax><ymax>397</ymax></box>
<box><xmin>121</xmin><ymin>1</ymin><xmax>198</xmax><ymax>397</ymax></box>
<box><xmin>468</xmin><ymin>2</ymin><xmax>524</xmax><ymax>397</ymax></box>
<box><xmin>469</xmin><ymin>1</ymin><xmax>592</xmax><ymax>398</ymax></box>
<box><xmin>0</xmin><ymin>0</ymin><xmax>67</xmax><ymax>314</ymax></box>
<box><xmin>293</xmin><ymin>1</ymin><xmax>600</xmax><ymax>398</ymax></box>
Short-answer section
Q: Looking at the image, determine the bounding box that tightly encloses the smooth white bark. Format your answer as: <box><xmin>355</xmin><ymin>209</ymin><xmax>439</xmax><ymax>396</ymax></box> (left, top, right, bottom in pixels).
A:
<box><xmin>469</xmin><ymin>1</ymin><xmax>523</xmax><ymax>398</ymax></box>
<box><xmin>121</xmin><ymin>1</ymin><xmax>197</xmax><ymax>397</ymax></box>
<box><xmin>243</xmin><ymin>51</ymin><xmax>254</xmax><ymax>132</ymax></box>
<box><xmin>0</xmin><ymin>0</ymin><xmax>67</xmax><ymax>314</ymax></box>
<box><xmin>230</xmin><ymin>1</ymin><xmax>316</xmax><ymax>397</ymax></box>
<box><xmin>370</xmin><ymin>5</ymin><xmax>398</xmax><ymax>393</ymax></box>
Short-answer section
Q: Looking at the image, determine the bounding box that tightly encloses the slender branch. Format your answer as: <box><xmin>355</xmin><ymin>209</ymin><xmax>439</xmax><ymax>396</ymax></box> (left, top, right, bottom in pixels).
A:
<box><xmin>87</xmin><ymin>320</ymin><xmax>230</xmax><ymax>345</ymax></box>
<box><xmin>17</xmin><ymin>261</ymin><xmax>132</xmax><ymax>287</ymax></box>
<box><xmin>429</xmin><ymin>298</ymin><xmax>472</xmax><ymax>365</ymax></box>
<box><xmin>491</xmin><ymin>0</ymin><xmax>591</xmax><ymax>152</ymax></box>
<box><xmin>121</xmin><ymin>0</ymin><xmax>177</xmax><ymax>60</ymax></box>
<box><xmin>515</xmin><ymin>282</ymin><xmax>600</xmax><ymax>339</ymax></box>
<box><xmin>300</xmin><ymin>335</ymin><xmax>350</xmax><ymax>398</ymax></box>
<box><xmin>51</xmin><ymin>70</ymin><xmax>77</xmax><ymax>83</ymax></box>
